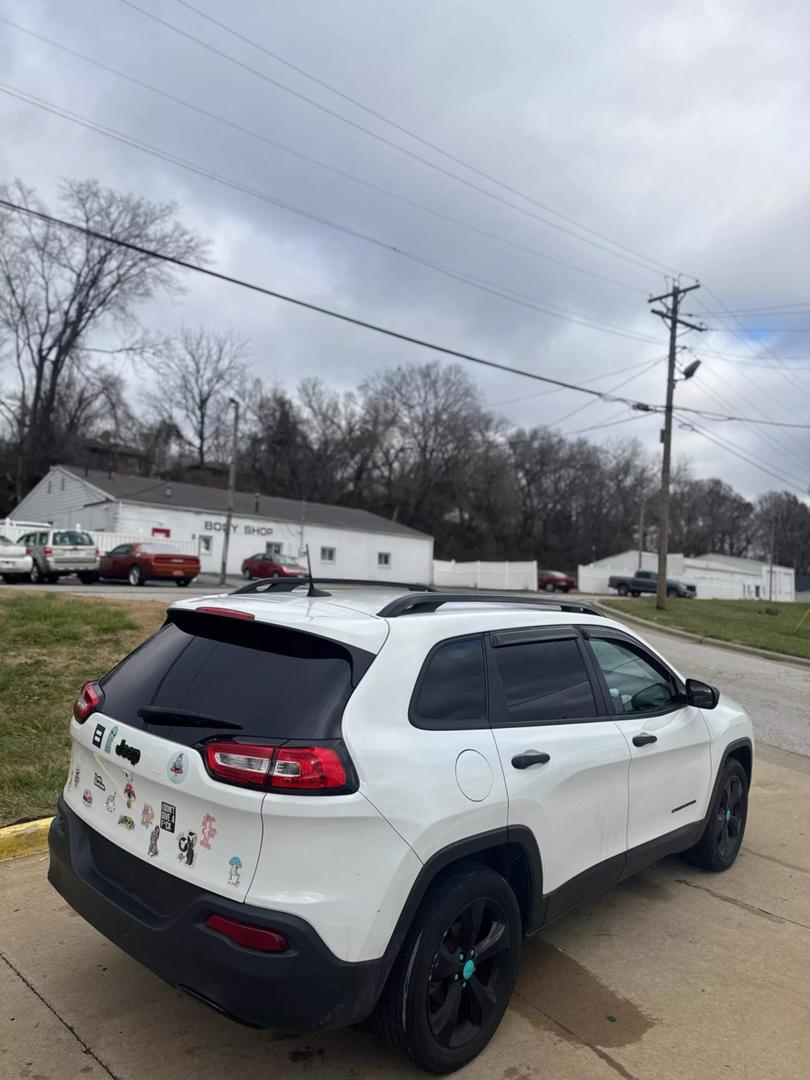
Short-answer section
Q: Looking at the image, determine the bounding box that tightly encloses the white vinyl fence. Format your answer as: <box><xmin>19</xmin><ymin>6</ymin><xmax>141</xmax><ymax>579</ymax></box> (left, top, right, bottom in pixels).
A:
<box><xmin>92</xmin><ymin>532</ymin><xmax>197</xmax><ymax>556</ymax></box>
<box><xmin>433</xmin><ymin>559</ymin><xmax>537</xmax><ymax>591</ymax></box>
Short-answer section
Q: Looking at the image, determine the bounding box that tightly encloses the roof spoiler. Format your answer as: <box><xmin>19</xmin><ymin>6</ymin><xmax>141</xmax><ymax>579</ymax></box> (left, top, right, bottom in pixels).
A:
<box><xmin>231</xmin><ymin>578</ymin><xmax>437</xmax><ymax>597</ymax></box>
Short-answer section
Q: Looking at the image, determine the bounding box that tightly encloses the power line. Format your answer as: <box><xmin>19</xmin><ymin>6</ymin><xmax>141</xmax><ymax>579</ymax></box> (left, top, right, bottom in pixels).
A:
<box><xmin>118</xmin><ymin>0</ymin><xmax>670</xmax><ymax>280</ymax></box>
<box><xmin>3</xmin><ymin>196</ymin><xmax>809</xmax><ymax>432</ymax></box>
<box><xmin>562</xmin><ymin>410</ymin><xmax>653</xmax><ymax>437</ymax></box>
<box><xmin>0</xmin><ymin>15</ymin><xmax>649</xmax><ymax>299</ymax></box>
<box><xmin>487</xmin><ymin>357</ymin><xmax>659</xmax><ymax>408</ymax></box>
<box><xmin>688</xmin><ymin>303</ymin><xmax>810</xmax><ymax>316</ymax></box>
<box><xmin>171</xmin><ymin>0</ymin><xmax>680</xmax><ymax>278</ymax></box>
<box><xmin>0</xmin><ymin>82</ymin><xmax>665</xmax><ymax>347</ymax></box>
<box><xmin>681</xmin><ymin>421</ymin><xmax>809</xmax><ymax>496</ymax></box>
<box><xmin>547</xmin><ymin>358</ymin><xmax>662</xmax><ymax>428</ymax></box>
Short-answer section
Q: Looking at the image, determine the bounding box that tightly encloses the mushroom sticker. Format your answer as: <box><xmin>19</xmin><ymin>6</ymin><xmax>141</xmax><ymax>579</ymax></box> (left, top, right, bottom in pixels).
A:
<box><xmin>227</xmin><ymin>856</ymin><xmax>242</xmax><ymax>887</ymax></box>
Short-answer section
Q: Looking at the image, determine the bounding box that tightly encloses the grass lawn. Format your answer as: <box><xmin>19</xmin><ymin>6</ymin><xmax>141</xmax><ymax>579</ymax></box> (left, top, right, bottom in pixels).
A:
<box><xmin>0</xmin><ymin>592</ymin><xmax>166</xmax><ymax>826</ymax></box>
<box><xmin>600</xmin><ymin>596</ymin><xmax>810</xmax><ymax>661</ymax></box>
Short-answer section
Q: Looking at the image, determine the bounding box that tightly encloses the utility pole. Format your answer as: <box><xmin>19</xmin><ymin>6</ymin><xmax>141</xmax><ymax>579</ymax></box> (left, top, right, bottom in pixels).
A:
<box><xmin>768</xmin><ymin>518</ymin><xmax>776</xmax><ymax>602</ymax></box>
<box><xmin>219</xmin><ymin>398</ymin><xmax>240</xmax><ymax>587</ymax></box>
<box><xmin>648</xmin><ymin>282</ymin><xmax>705</xmax><ymax>610</ymax></box>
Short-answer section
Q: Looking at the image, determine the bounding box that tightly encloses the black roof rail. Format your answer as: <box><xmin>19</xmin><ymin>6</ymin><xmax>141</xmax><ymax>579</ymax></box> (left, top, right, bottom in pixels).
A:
<box><xmin>231</xmin><ymin>577</ymin><xmax>436</xmax><ymax>597</ymax></box>
<box><xmin>377</xmin><ymin>593</ymin><xmax>604</xmax><ymax>618</ymax></box>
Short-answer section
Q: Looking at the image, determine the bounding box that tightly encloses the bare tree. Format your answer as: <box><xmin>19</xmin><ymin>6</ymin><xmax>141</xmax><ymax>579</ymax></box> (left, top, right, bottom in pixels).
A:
<box><xmin>147</xmin><ymin>326</ymin><xmax>248</xmax><ymax>469</ymax></box>
<box><xmin>0</xmin><ymin>178</ymin><xmax>207</xmax><ymax>497</ymax></box>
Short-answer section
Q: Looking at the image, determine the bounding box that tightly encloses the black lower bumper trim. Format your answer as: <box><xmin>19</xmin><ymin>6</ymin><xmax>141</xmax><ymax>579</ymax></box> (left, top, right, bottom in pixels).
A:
<box><xmin>48</xmin><ymin>797</ymin><xmax>383</xmax><ymax>1032</ymax></box>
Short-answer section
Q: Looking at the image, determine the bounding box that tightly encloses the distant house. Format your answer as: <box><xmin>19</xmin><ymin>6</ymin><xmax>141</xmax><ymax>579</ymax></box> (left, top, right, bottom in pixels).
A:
<box><xmin>10</xmin><ymin>464</ymin><xmax>434</xmax><ymax>582</ymax></box>
<box><xmin>578</xmin><ymin>548</ymin><xmax>795</xmax><ymax>602</ymax></box>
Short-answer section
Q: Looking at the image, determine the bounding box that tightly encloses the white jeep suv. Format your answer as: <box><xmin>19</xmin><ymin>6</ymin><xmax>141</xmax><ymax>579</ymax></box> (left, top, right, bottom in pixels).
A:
<box><xmin>49</xmin><ymin>584</ymin><xmax>753</xmax><ymax>1073</ymax></box>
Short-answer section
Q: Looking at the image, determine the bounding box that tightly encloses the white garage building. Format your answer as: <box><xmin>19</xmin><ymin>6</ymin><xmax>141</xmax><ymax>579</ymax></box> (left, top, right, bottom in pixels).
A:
<box><xmin>11</xmin><ymin>465</ymin><xmax>434</xmax><ymax>582</ymax></box>
<box><xmin>578</xmin><ymin>548</ymin><xmax>795</xmax><ymax>601</ymax></box>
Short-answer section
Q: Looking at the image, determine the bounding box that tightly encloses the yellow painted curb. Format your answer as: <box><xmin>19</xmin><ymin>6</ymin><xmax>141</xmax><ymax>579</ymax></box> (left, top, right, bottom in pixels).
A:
<box><xmin>0</xmin><ymin>817</ymin><xmax>53</xmax><ymax>861</ymax></box>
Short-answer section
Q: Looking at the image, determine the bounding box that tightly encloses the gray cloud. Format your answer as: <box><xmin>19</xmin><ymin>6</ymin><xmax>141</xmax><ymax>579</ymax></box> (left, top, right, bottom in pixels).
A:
<box><xmin>1</xmin><ymin>0</ymin><xmax>808</xmax><ymax>500</ymax></box>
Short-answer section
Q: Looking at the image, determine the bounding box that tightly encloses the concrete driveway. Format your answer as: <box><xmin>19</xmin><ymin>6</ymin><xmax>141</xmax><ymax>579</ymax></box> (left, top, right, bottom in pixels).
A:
<box><xmin>2</xmin><ymin>745</ymin><xmax>808</xmax><ymax>1080</ymax></box>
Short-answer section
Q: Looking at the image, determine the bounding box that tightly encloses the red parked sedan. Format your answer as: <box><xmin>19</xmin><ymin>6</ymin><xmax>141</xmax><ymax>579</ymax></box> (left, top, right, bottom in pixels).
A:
<box><xmin>537</xmin><ymin>569</ymin><xmax>577</xmax><ymax>593</ymax></box>
<box><xmin>99</xmin><ymin>543</ymin><xmax>200</xmax><ymax>587</ymax></box>
<box><xmin>241</xmin><ymin>552</ymin><xmax>307</xmax><ymax>580</ymax></box>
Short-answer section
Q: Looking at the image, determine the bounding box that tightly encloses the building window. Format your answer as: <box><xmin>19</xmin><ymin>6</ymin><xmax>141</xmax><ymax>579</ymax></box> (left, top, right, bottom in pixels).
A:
<box><xmin>266</xmin><ymin>542</ymin><xmax>283</xmax><ymax>556</ymax></box>
<box><xmin>60</xmin><ymin>476</ymin><xmax>65</xmax><ymax>491</ymax></box>
<box><xmin>378</xmin><ymin>552</ymin><xmax>391</xmax><ymax>568</ymax></box>
<box><xmin>47</xmin><ymin>480</ymin><xmax>52</xmax><ymax>494</ymax></box>
<box><xmin>198</xmin><ymin>536</ymin><xmax>212</xmax><ymax>555</ymax></box>
<box><xmin>321</xmin><ymin>546</ymin><xmax>336</xmax><ymax>563</ymax></box>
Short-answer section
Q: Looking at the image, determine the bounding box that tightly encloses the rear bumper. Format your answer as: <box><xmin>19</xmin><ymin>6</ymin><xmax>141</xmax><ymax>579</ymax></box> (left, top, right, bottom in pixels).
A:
<box><xmin>48</xmin><ymin>798</ymin><xmax>384</xmax><ymax>1031</ymax></box>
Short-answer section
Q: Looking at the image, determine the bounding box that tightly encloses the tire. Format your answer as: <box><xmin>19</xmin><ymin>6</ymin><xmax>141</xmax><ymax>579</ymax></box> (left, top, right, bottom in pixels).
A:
<box><xmin>271</xmin><ymin>571</ymin><xmax>281</xmax><ymax>579</ymax></box>
<box><xmin>373</xmin><ymin>863</ymin><xmax>521</xmax><ymax>1074</ymax></box>
<box><xmin>666</xmin><ymin>587</ymin><xmax>678</xmax><ymax>598</ymax></box>
<box><xmin>630</xmin><ymin>590</ymin><xmax>640</xmax><ymax>597</ymax></box>
<box><xmin>683</xmin><ymin>759</ymin><xmax>748</xmax><ymax>871</ymax></box>
<box><xmin>78</xmin><ymin>572</ymin><xmax>98</xmax><ymax>584</ymax></box>
<box><xmin>243</xmin><ymin>568</ymin><xmax>252</xmax><ymax>580</ymax></box>
<box><xmin>543</xmin><ymin>582</ymin><xmax>555</xmax><ymax>592</ymax></box>
<box><xmin>29</xmin><ymin>561</ymin><xmax>45</xmax><ymax>584</ymax></box>
<box><xmin>617</xmin><ymin>583</ymin><xmax>629</xmax><ymax>597</ymax></box>
<box><xmin>128</xmin><ymin>565</ymin><xmax>144</xmax><ymax>587</ymax></box>
<box><xmin>175</xmin><ymin>578</ymin><xmax>191</xmax><ymax>587</ymax></box>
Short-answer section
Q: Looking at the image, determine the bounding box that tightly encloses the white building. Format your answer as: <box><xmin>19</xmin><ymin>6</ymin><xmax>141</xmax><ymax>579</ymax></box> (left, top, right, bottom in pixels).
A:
<box><xmin>578</xmin><ymin>548</ymin><xmax>795</xmax><ymax>601</ymax></box>
<box><xmin>11</xmin><ymin>465</ymin><xmax>434</xmax><ymax>582</ymax></box>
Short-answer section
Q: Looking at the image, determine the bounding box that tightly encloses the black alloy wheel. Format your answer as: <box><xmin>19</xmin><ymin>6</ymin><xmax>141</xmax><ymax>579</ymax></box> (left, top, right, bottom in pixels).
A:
<box><xmin>716</xmin><ymin>771</ymin><xmax>745</xmax><ymax>860</ymax></box>
<box><xmin>427</xmin><ymin>897</ymin><xmax>512</xmax><ymax>1050</ymax></box>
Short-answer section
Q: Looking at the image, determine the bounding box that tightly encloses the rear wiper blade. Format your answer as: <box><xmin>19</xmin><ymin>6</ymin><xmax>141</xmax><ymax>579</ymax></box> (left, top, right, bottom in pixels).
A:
<box><xmin>138</xmin><ymin>706</ymin><xmax>242</xmax><ymax>730</ymax></box>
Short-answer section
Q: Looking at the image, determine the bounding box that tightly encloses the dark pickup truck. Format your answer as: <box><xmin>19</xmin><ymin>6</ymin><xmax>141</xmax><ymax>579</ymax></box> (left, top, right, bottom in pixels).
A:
<box><xmin>608</xmin><ymin>569</ymin><xmax>696</xmax><ymax>598</ymax></box>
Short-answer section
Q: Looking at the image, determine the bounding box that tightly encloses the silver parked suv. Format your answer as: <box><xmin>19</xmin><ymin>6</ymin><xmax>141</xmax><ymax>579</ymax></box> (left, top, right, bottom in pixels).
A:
<box><xmin>18</xmin><ymin>528</ymin><xmax>100</xmax><ymax>584</ymax></box>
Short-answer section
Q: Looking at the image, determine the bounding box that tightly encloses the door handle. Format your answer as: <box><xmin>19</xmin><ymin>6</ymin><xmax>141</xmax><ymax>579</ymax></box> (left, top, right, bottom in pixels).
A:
<box><xmin>632</xmin><ymin>734</ymin><xmax>658</xmax><ymax>747</ymax></box>
<box><xmin>511</xmin><ymin>751</ymin><xmax>551</xmax><ymax>769</ymax></box>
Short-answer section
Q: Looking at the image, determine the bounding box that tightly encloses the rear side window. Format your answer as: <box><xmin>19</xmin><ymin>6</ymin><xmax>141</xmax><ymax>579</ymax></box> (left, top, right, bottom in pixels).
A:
<box><xmin>492</xmin><ymin>638</ymin><xmax>597</xmax><ymax>725</ymax></box>
<box><xmin>99</xmin><ymin>613</ymin><xmax>371</xmax><ymax>743</ymax></box>
<box><xmin>411</xmin><ymin>637</ymin><xmax>487</xmax><ymax>729</ymax></box>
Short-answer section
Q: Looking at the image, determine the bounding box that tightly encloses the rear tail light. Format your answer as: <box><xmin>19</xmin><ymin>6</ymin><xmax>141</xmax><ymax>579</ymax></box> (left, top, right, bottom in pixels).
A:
<box><xmin>95</xmin><ymin>548</ymin><xmax>100</xmax><ymax>557</ymax></box>
<box><xmin>204</xmin><ymin>741</ymin><xmax>350</xmax><ymax>793</ymax></box>
<box><xmin>74</xmin><ymin>680</ymin><xmax>103</xmax><ymax>723</ymax></box>
<box><xmin>43</xmin><ymin>546</ymin><xmax>53</xmax><ymax>557</ymax></box>
<box><xmin>205</xmin><ymin>913</ymin><xmax>288</xmax><ymax>952</ymax></box>
<box><xmin>25</xmin><ymin>546</ymin><xmax>32</xmax><ymax>555</ymax></box>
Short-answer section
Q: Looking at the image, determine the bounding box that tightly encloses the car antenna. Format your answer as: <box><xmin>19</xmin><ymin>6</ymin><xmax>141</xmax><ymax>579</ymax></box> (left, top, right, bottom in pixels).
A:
<box><xmin>304</xmin><ymin>544</ymin><xmax>330</xmax><ymax>598</ymax></box>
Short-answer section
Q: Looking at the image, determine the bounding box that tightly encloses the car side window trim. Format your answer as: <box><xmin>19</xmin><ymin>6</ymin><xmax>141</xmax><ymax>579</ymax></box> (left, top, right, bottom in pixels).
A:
<box><xmin>582</xmin><ymin>631</ymin><xmax>686</xmax><ymax>719</ymax></box>
<box><xmin>490</xmin><ymin>626</ymin><xmax>579</xmax><ymax>648</ymax></box>
<box><xmin>485</xmin><ymin>631</ymin><xmax>610</xmax><ymax>728</ymax></box>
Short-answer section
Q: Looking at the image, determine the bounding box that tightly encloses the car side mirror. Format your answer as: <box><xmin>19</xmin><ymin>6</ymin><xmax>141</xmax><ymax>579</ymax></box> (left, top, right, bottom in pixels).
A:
<box><xmin>686</xmin><ymin>678</ymin><xmax>719</xmax><ymax>709</ymax></box>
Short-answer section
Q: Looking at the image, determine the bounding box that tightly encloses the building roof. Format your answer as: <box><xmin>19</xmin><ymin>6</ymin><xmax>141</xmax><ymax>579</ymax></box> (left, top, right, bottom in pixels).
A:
<box><xmin>695</xmin><ymin>552</ymin><xmax>793</xmax><ymax>573</ymax></box>
<box><xmin>63</xmin><ymin>466</ymin><xmax>431</xmax><ymax>540</ymax></box>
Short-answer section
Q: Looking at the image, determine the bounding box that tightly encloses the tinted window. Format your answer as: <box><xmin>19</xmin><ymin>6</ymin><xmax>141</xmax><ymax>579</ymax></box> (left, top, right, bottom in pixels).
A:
<box><xmin>99</xmin><ymin>612</ymin><xmax>370</xmax><ymax>743</ymax></box>
<box><xmin>589</xmin><ymin>637</ymin><xmax>682</xmax><ymax>714</ymax></box>
<box><xmin>412</xmin><ymin>637</ymin><xmax>487</xmax><ymax>729</ymax></box>
<box><xmin>53</xmin><ymin>531</ymin><xmax>93</xmax><ymax>545</ymax></box>
<box><xmin>493</xmin><ymin>639</ymin><xmax>596</xmax><ymax>724</ymax></box>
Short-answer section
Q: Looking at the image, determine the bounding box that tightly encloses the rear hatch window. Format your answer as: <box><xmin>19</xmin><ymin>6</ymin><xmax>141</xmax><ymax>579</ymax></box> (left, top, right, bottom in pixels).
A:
<box><xmin>99</xmin><ymin>610</ymin><xmax>372</xmax><ymax>745</ymax></box>
<box><xmin>53</xmin><ymin>531</ymin><xmax>94</xmax><ymax>545</ymax></box>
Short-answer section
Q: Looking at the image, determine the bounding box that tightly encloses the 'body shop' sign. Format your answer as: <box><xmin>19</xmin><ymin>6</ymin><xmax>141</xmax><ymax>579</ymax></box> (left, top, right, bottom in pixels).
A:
<box><xmin>204</xmin><ymin>521</ymin><xmax>274</xmax><ymax>536</ymax></box>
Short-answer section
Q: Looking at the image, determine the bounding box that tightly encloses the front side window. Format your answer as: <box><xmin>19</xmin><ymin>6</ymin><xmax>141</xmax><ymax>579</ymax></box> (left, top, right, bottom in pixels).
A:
<box><xmin>493</xmin><ymin>638</ymin><xmax>597</xmax><ymax>724</ymax></box>
<box><xmin>411</xmin><ymin>637</ymin><xmax>487</xmax><ymax>729</ymax></box>
<box><xmin>109</xmin><ymin>545</ymin><xmax>130</xmax><ymax>556</ymax></box>
<box><xmin>589</xmin><ymin>637</ymin><xmax>682</xmax><ymax>714</ymax></box>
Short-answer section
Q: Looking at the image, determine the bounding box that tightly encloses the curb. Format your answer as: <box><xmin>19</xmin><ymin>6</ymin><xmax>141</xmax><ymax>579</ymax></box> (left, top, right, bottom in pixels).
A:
<box><xmin>595</xmin><ymin>603</ymin><xmax>810</xmax><ymax>670</ymax></box>
<box><xmin>0</xmin><ymin>817</ymin><xmax>53</xmax><ymax>861</ymax></box>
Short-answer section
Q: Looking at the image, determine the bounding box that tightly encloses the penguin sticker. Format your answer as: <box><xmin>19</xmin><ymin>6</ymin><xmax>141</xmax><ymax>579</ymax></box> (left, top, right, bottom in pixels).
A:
<box><xmin>177</xmin><ymin>831</ymin><xmax>197</xmax><ymax>867</ymax></box>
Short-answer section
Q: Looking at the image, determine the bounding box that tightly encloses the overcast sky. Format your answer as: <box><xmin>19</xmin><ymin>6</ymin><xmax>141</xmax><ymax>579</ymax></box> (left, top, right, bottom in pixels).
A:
<box><xmin>1</xmin><ymin>0</ymin><xmax>809</xmax><ymax>501</ymax></box>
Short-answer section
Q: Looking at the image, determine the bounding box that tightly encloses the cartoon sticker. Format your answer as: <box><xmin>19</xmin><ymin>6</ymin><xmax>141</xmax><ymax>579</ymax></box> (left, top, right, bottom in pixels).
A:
<box><xmin>123</xmin><ymin>782</ymin><xmax>136</xmax><ymax>809</ymax></box>
<box><xmin>103</xmin><ymin>725</ymin><xmax>118</xmax><ymax>754</ymax></box>
<box><xmin>141</xmin><ymin>803</ymin><xmax>155</xmax><ymax>829</ymax></box>
<box><xmin>200</xmin><ymin>814</ymin><xmax>217</xmax><ymax>850</ymax></box>
<box><xmin>177</xmin><ymin>831</ymin><xmax>197</xmax><ymax>866</ymax></box>
<box><xmin>105</xmin><ymin>792</ymin><xmax>116</xmax><ymax>813</ymax></box>
<box><xmin>82</xmin><ymin>789</ymin><xmax>93</xmax><ymax>807</ymax></box>
<box><xmin>118</xmin><ymin>814</ymin><xmax>135</xmax><ymax>830</ymax></box>
<box><xmin>167</xmin><ymin>751</ymin><xmax>187</xmax><ymax>785</ymax></box>
<box><xmin>227</xmin><ymin>856</ymin><xmax>242</xmax><ymax>887</ymax></box>
<box><xmin>160</xmin><ymin>801</ymin><xmax>176</xmax><ymax>833</ymax></box>
<box><xmin>92</xmin><ymin>722</ymin><xmax>105</xmax><ymax>748</ymax></box>
<box><xmin>93</xmin><ymin>772</ymin><xmax>106</xmax><ymax>791</ymax></box>
<box><xmin>72</xmin><ymin>766</ymin><xmax>81</xmax><ymax>789</ymax></box>
<box><xmin>147</xmin><ymin>825</ymin><xmax>160</xmax><ymax>858</ymax></box>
